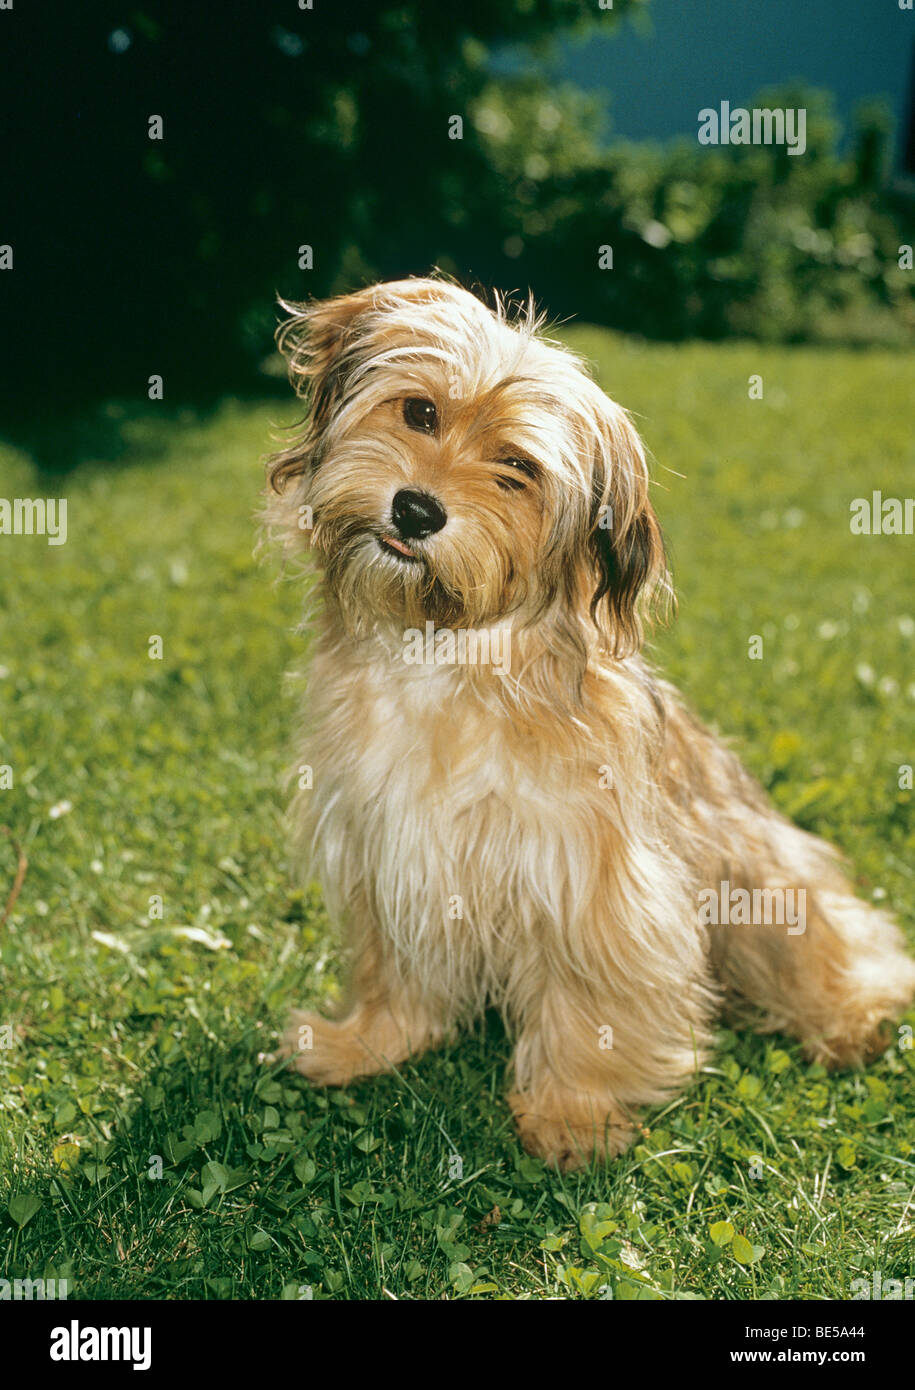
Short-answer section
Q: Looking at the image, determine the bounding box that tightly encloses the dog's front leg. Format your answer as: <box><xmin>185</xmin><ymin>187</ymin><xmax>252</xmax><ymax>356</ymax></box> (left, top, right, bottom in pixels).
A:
<box><xmin>506</xmin><ymin>952</ymin><xmax>713</xmax><ymax>1171</ymax></box>
<box><xmin>507</xmin><ymin>1002</ymin><xmax>636</xmax><ymax>1171</ymax></box>
<box><xmin>276</xmin><ymin>928</ymin><xmax>443</xmax><ymax>1086</ymax></box>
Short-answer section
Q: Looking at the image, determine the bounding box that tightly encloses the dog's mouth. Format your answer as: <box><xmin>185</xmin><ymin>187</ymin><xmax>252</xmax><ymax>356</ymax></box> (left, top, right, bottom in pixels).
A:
<box><xmin>378</xmin><ymin>534</ymin><xmax>423</xmax><ymax>564</ymax></box>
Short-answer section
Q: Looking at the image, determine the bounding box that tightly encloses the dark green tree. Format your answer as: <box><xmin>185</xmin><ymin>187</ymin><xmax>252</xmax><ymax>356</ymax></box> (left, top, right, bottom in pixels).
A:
<box><xmin>3</xmin><ymin>1</ymin><xmax>634</xmax><ymax>407</ymax></box>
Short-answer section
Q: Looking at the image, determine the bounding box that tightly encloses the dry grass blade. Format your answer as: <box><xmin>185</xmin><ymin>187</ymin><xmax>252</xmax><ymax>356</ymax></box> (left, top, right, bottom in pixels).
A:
<box><xmin>0</xmin><ymin>826</ymin><xmax>28</xmax><ymax>926</ymax></box>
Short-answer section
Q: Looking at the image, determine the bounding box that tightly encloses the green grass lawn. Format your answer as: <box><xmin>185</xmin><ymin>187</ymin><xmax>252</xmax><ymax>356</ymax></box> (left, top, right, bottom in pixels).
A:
<box><xmin>1</xmin><ymin>333</ymin><xmax>913</xmax><ymax>1300</ymax></box>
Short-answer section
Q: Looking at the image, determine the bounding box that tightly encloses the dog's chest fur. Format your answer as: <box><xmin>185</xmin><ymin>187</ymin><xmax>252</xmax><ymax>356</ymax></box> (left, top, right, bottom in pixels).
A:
<box><xmin>299</xmin><ymin>637</ymin><xmax>611</xmax><ymax>1013</ymax></box>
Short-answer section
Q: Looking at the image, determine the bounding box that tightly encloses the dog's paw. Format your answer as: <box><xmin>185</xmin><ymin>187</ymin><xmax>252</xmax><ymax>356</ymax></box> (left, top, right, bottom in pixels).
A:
<box><xmin>507</xmin><ymin>1091</ymin><xmax>635</xmax><ymax>1171</ymax></box>
<box><xmin>271</xmin><ymin>1008</ymin><xmax>404</xmax><ymax>1086</ymax></box>
<box><xmin>801</xmin><ymin>1018</ymin><xmax>895</xmax><ymax>1071</ymax></box>
<box><xmin>272</xmin><ymin>1009</ymin><xmax>357</xmax><ymax>1086</ymax></box>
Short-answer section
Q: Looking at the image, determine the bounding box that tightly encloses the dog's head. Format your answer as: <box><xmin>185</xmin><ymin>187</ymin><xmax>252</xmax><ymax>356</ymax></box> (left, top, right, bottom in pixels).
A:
<box><xmin>268</xmin><ymin>277</ymin><xmax>668</xmax><ymax>657</ymax></box>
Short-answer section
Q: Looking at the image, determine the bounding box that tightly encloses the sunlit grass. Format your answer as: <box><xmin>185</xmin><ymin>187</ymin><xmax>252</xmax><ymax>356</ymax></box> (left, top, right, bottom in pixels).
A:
<box><xmin>0</xmin><ymin>336</ymin><xmax>913</xmax><ymax>1299</ymax></box>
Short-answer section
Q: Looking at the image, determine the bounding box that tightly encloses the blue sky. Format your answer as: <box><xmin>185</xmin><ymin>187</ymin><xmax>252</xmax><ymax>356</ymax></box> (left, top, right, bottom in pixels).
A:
<box><xmin>512</xmin><ymin>0</ymin><xmax>914</xmax><ymax>158</ymax></box>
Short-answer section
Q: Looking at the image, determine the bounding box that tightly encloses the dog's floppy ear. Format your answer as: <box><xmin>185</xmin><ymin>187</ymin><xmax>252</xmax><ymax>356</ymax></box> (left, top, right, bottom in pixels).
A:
<box><xmin>268</xmin><ymin>287</ymin><xmax>378</xmax><ymax>492</ymax></box>
<box><xmin>269</xmin><ymin>279</ymin><xmax>457</xmax><ymax>493</ymax></box>
<box><xmin>586</xmin><ymin>395</ymin><xmax>670</xmax><ymax>658</ymax></box>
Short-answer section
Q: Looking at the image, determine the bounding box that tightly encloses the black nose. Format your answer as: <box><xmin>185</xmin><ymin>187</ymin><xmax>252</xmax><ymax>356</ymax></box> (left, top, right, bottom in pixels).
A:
<box><xmin>391</xmin><ymin>489</ymin><xmax>447</xmax><ymax>540</ymax></box>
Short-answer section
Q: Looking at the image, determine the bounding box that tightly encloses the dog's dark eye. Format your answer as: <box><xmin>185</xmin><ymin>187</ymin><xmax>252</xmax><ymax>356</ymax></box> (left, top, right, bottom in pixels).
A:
<box><xmin>403</xmin><ymin>398</ymin><xmax>437</xmax><ymax>434</ymax></box>
<box><xmin>496</xmin><ymin>457</ymin><xmax>538</xmax><ymax>492</ymax></box>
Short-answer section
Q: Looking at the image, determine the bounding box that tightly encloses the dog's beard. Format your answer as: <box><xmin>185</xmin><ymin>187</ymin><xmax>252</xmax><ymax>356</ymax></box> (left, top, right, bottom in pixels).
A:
<box><xmin>313</xmin><ymin>514</ymin><xmax>524</xmax><ymax>633</ymax></box>
<box><xmin>318</xmin><ymin>523</ymin><xmax>458</xmax><ymax>629</ymax></box>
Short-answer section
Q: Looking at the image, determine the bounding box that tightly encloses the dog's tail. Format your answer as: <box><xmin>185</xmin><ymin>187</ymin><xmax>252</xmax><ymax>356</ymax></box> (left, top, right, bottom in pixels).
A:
<box><xmin>708</xmin><ymin>817</ymin><xmax>915</xmax><ymax>1067</ymax></box>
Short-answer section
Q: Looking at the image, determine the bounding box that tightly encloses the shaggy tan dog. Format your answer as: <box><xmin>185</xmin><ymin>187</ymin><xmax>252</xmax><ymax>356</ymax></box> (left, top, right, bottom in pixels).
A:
<box><xmin>266</xmin><ymin>277</ymin><xmax>915</xmax><ymax>1169</ymax></box>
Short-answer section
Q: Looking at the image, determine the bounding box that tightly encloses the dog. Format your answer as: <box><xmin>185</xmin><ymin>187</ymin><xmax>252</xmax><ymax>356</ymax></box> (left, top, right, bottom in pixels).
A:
<box><xmin>265</xmin><ymin>276</ymin><xmax>915</xmax><ymax>1170</ymax></box>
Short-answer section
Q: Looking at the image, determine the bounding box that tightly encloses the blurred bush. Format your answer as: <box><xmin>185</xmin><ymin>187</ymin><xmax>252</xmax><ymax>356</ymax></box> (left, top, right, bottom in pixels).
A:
<box><xmin>473</xmin><ymin>83</ymin><xmax>915</xmax><ymax>346</ymax></box>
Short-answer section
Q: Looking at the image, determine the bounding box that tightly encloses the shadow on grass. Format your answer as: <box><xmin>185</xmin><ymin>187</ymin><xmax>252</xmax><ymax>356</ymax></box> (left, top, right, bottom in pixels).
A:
<box><xmin>1</xmin><ymin>380</ymin><xmax>289</xmax><ymax>482</ymax></box>
<box><xmin>6</xmin><ymin>1013</ymin><xmax>523</xmax><ymax>1299</ymax></box>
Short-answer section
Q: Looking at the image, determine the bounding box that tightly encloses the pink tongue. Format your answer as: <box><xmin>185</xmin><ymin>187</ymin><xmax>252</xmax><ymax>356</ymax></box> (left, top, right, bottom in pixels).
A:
<box><xmin>383</xmin><ymin>536</ymin><xmax>416</xmax><ymax>557</ymax></box>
